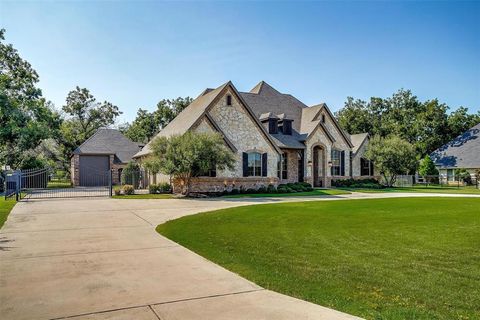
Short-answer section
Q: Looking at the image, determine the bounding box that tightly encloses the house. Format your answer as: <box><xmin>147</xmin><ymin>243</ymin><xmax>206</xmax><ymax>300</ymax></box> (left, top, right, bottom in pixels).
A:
<box><xmin>133</xmin><ymin>81</ymin><xmax>375</xmax><ymax>193</ymax></box>
<box><xmin>431</xmin><ymin>123</ymin><xmax>480</xmax><ymax>184</ymax></box>
<box><xmin>71</xmin><ymin>128</ymin><xmax>142</xmax><ymax>186</ymax></box>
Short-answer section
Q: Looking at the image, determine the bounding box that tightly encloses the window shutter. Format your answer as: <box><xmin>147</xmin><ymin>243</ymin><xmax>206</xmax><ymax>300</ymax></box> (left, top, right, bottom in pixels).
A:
<box><xmin>262</xmin><ymin>153</ymin><xmax>268</xmax><ymax>177</ymax></box>
<box><xmin>269</xmin><ymin>119</ymin><xmax>278</xmax><ymax>134</ymax></box>
<box><xmin>284</xmin><ymin>120</ymin><xmax>292</xmax><ymax>135</ymax></box>
<box><xmin>242</xmin><ymin>153</ymin><xmax>248</xmax><ymax>177</ymax></box>
<box><xmin>340</xmin><ymin>151</ymin><xmax>345</xmax><ymax>176</ymax></box>
<box><xmin>283</xmin><ymin>152</ymin><xmax>288</xmax><ymax>179</ymax></box>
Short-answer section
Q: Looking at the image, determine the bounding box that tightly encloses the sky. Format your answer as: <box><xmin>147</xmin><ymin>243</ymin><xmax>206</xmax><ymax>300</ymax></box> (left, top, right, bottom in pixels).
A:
<box><xmin>1</xmin><ymin>1</ymin><xmax>479</xmax><ymax>124</ymax></box>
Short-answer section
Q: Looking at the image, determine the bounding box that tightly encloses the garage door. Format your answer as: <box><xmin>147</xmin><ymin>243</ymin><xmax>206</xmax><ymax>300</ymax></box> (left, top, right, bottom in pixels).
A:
<box><xmin>79</xmin><ymin>155</ymin><xmax>110</xmax><ymax>186</ymax></box>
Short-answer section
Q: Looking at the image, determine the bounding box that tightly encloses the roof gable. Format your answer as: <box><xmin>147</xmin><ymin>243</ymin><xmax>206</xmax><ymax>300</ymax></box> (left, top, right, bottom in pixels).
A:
<box><xmin>73</xmin><ymin>128</ymin><xmax>141</xmax><ymax>163</ymax></box>
<box><xmin>134</xmin><ymin>81</ymin><xmax>281</xmax><ymax>158</ymax></box>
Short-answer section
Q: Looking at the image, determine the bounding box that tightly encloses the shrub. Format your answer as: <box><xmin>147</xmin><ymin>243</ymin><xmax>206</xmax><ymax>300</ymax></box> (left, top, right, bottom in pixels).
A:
<box><xmin>122</xmin><ymin>184</ymin><xmax>135</xmax><ymax>195</ymax></box>
<box><xmin>246</xmin><ymin>188</ymin><xmax>256</xmax><ymax>194</ymax></box>
<box><xmin>276</xmin><ymin>187</ymin><xmax>288</xmax><ymax>193</ymax></box>
<box><xmin>257</xmin><ymin>186</ymin><xmax>267</xmax><ymax>193</ymax></box>
<box><xmin>149</xmin><ymin>184</ymin><xmax>159</xmax><ymax>194</ymax></box>
<box><xmin>333</xmin><ymin>178</ymin><xmax>381</xmax><ymax>188</ymax></box>
<box><xmin>113</xmin><ymin>186</ymin><xmax>122</xmax><ymax>195</ymax></box>
<box><xmin>267</xmin><ymin>184</ymin><xmax>276</xmax><ymax>193</ymax></box>
<box><xmin>158</xmin><ymin>182</ymin><xmax>171</xmax><ymax>193</ymax></box>
<box><xmin>121</xmin><ymin>162</ymin><xmax>141</xmax><ymax>188</ymax></box>
<box><xmin>299</xmin><ymin>182</ymin><xmax>312</xmax><ymax>188</ymax></box>
<box><xmin>230</xmin><ymin>188</ymin><xmax>240</xmax><ymax>195</ymax></box>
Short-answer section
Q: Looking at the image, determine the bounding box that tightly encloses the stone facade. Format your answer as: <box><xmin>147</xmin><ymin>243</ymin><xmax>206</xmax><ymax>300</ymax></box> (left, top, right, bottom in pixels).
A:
<box><xmin>207</xmin><ymin>88</ymin><xmax>279</xmax><ymax>178</ymax></box>
<box><xmin>304</xmin><ymin>111</ymin><xmax>352</xmax><ymax>188</ymax></box>
<box><xmin>279</xmin><ymin>149</ymin><xmax>300</xmax><ymax>184</ymax></box>
<box><xmin>173</xmin><ymin>177</ymin><xmax>279</xmax><ymax>194</ymax></box>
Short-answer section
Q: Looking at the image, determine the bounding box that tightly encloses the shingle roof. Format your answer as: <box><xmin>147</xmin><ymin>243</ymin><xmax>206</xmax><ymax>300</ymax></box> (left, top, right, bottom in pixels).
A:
<box><xmin>133</xmin><ymin>82</ymin><xmax>229</xmax><ymax>158</ymax></box>
<box><xmin>431</xmin><ymin>123</ymin><xmax>480</xmax><ymax>168</ymax></box>
<box><xmin>239</xmin><ymin>81</ymin><xmax>307</xmax><ymax>132</ymax></box>
<box><xmin>73</xmin><ymin>128</ymin><xmax>141</xmax><ymax>164</ymax></box>
<box><xmin>350</xmin><ymin>133</ymin><xmax>369</xmax><ymax>154</ymax></box>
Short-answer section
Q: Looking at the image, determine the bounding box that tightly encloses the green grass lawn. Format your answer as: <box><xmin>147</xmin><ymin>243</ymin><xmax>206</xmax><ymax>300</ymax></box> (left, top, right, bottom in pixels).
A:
<box><xmin>223</xmin><ymin>188</ymin><xmax>350</xmax><ymax>198</ymax></box>
<box><xmin>341</xmin><ymin>185</ymin><xmax>480</xmax><ymax>194</ymax></box>
<box><xmin>0</xmin><ymin>197</ymin><xmax>17</xmax><ymax>229</ymax></box>
<box><xmin>112</xmin><ymin>193</ymin><xmax>174</xmax><ymax>199</ymax></box>
<box><xmin>157</xmin><ymin>197</ymin><xmax>480</xmax><ymax>320</ymax></box>
<box><xmin>47</xmin><ymin>179</ymin><xmax>72</xmax><ymax>189</ymax></box>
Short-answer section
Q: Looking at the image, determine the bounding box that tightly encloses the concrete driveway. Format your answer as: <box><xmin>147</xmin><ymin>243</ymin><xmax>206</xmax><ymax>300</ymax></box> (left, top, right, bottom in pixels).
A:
<box><xmin>2</xmin><ymin>193</ymin><xmax>478</xmax><ymax>320</ymax></box>
<box><xmin>0</xmin><ymin>196</ymin><xmax>362</xmax><ymax>320</ymax></box>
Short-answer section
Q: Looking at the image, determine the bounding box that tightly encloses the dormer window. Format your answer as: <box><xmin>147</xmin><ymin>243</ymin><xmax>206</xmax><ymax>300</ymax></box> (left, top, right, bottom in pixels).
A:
<box><xmin>226</xmin><ymin>95</ymin><xmax>232</xmax><ymax>106</ymax></box>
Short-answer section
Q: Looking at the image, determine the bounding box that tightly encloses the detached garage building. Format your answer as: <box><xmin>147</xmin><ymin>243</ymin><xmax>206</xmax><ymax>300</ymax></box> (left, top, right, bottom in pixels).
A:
<box><xmin>71</xmin><ymin>128</ymin><xmax>142</xmax><ymax>186</ymax></box>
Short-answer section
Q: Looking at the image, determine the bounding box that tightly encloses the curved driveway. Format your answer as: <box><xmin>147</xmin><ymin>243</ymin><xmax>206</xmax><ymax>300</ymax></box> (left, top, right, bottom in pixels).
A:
<box><xmin>1</xmin><ymin>192</ymin><xmax>478</xmax><ymax>320</ymax></box>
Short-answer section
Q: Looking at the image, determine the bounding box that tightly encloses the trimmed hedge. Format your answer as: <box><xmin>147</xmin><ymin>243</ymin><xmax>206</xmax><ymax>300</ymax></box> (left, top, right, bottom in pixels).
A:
<box><xmin>223</xmin><ymin>182</ymin><xmax>314</xmax><ymax>196</ymax></box>
<box><xmin>332</xmin><ymin>178</ymin><xmax>383</xmax><ymax>189</ymax></box>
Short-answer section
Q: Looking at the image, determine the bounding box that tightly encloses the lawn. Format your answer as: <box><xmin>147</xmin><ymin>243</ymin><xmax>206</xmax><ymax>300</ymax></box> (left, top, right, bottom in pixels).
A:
<box><xmin>223</xmin><ymin>188</ymin><xmax>350</xmax><ymax>198</ymax></box>
<box><xmin>47</xmin><ymin>179</ymin><xmax>72</xmax><ymax>189</ymax></box>
<box><xmin>0</xmin><ymin>197</ymin><xmax>17</xmax><ymax>229</ymax></box>
<box><xmin>157</xmin><ymin>197</ymin><xmax>480</xmax><ymax>320</ymax></box>
<box><xmin>341</xmin><ymin>185</ymin><xmax>480</xmax><ymax>194</ymax></box>
<box><xmin>112</xmin><ymin>193</ymin><xmax>175</xmax><ymax>199</ymax></box>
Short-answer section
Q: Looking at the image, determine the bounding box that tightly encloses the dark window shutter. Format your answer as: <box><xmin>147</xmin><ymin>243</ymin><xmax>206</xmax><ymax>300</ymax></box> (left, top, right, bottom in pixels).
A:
<box><xmin>370</xmin><ymin>160</ymin><xmax>374</xmax><ymax>176</ymax></box>
<box><xmin>284</xmin><ymin>120</ymin><xmax>292</xmax><ymax>135</ymax></box>
<box><xmin>283</xmin><ymin>152</ymin><xmax>288</xmax><ymax>179</ymax></box>
<box><xmin>262</xmin><ymin>153</ymin><xmax>268</xmax><ymax>177</ymax></box>
<box><xmin>269</xmin><ymin>119</ymin><xmax>278</xmax><ymax>134</ymax></box>
<box><xmin>242</xmin><ymin>152</ymin><xmax>248</xmax><ymax>177</ymax></box>
<box><xmin>340</xmin><ymin>151</ymin><xmax>345</xmax><ymax>176</ymax></box>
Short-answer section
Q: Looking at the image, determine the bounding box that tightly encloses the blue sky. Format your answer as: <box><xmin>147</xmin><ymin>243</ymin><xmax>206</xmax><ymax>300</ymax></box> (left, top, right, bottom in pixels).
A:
<box><xmin>1</xmin><ymin>1</ymin><xmax>479</xmax><ymax>124</ymax></box>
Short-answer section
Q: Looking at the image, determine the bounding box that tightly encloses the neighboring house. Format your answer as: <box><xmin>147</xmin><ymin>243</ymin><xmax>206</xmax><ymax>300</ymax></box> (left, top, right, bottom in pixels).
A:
<box><xmin>71</xmin><ymin>128</ymin><xmax>142</xmax><ymax>186</ymax></box>
<box><xmin>431</xmin><ymin>123</ymin><xmax>480</xmax><ymax>184</ymax></box>
<box><xmin>134</xmin><ymin>81</ymin><xmax>374</xmax><ymax>193</ymax></box>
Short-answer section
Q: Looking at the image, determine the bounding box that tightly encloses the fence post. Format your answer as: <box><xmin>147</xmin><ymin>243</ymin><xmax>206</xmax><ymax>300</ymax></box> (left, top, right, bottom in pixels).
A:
<box><xmin>109</xmin><ymin>169</ymin><xmax>113</xmax><ymax>197</ymax></box>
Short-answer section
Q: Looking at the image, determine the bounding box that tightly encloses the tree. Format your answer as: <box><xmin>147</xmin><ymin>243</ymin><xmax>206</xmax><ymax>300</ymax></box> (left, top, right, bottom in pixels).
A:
<box><xmin>149</xmin><ymin>132</ymin><xmax>235</xmax><ymax>195</ymax></box>
<box><xmin>335</xmin><ymin>97</ymin><xmax>373</xmax><ymax>135</ymax></box>
<box><xmin>454</xmin><ymin>168</ymin><xmax>471</xmax><ymax>185</ymax></box>
<box><xmin>121</xmin><ymin>161</ymin><xmax>141</xmax><ymax>188</ymax></box>
<box><xmin>447</xmin><ymin>107</ymin><xmax>480</xmax><ymax>141</ymax></box>
<box><xmin>335</xmin><ymin>89</ymin><xmax>478</xmax><ymax>158</ymax></box>
<box><xmin>56</xmin><ymin>87</ymin><xmax>121</xmax><ymax>173</ymax></box>
<box><xmin>0</xmin><ymin>29</ymin><xmax>60</xmax><ymax>167</ymax></box>
<box><xmin>418</xmin><ymin>155</ymin><xmax>439</xmax><ymax>183</ymax></box>
<box><xmin>121</xmin><ymin>109</ymin><xmax>158</xmax><ymax>143</ymax></box>
<box><xmin>122</xmin><ymin>97</ymin><xmax>192</xmax><ymax>143</ymax></box>
<box><xmin>365</xmin><ymin>135</ymin><xmax>417</xmax><ymax>187</ymax></box>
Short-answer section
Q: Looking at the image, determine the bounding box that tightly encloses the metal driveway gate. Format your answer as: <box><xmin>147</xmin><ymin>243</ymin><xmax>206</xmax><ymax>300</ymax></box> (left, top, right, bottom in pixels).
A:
<box><xmin>20</xmin><ymin>167</ymin><xmax>112</xmax><ymax>199</ymax></box>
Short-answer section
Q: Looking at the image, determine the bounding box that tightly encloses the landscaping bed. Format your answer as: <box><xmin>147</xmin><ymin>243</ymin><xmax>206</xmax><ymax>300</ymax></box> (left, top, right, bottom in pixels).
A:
<box><xmin>157</xmin><ymin>197</ymin><xmax>480</xmax><ymax>319</ymax></box>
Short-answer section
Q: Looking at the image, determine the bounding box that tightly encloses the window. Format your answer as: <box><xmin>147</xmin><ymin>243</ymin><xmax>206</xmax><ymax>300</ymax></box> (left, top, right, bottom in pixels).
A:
<box><xmin>331</xmin><ymin>149</ymin><xmax>343</xmax><ymax>176</ymax></box>
<box><xmin>226</xmin><ymin>95</ymin><xmax>232</xmax><ymax>106</ymax></box>
<box><xmin>321</xmin><ymin>114</ymin><xmax>326</xmax><ymax>123</ymax></box>
<box><xmin>194</xmin><ymin>165</ymin><xmax>216</xmax><ymax>177</ymax></box>
<box><xmin>360</xmin><ymin>158</ymin><xmax>373</xmax><ymax>176</ymax></box>
<box><xmin>277</xmin><ymin>152</ymin><xmax>288</xmax><ymax>179</ymax></box>
<box><xmin>247</xmin><ymin>152</ymin><xmax>262</xmax><ymax>176</ymax></box>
